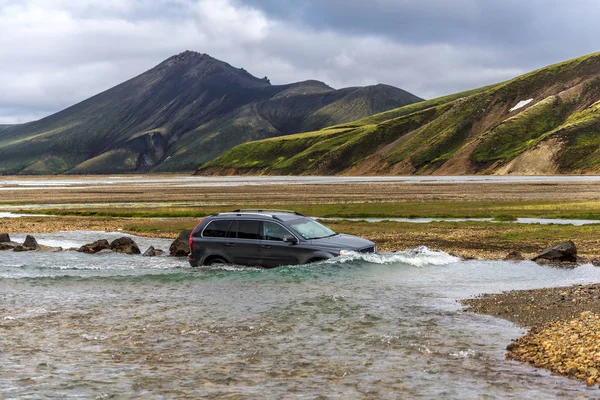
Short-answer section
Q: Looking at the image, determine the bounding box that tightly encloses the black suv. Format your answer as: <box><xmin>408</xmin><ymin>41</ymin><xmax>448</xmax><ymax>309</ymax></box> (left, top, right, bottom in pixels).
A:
<box><xmin>188</xmin><ymin>209</ymin><xmax>376</xmax><ymax>268</ymax></box>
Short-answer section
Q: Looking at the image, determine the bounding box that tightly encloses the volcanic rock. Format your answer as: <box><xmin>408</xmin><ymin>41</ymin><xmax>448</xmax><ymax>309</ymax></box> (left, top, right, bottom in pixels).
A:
<box><xmin>23</xmin><ymin>235</ymin><xmax>40</xmax><ymax>250</ymax></box>
<box><xmin>169</xmin><ymin>238</ymin><xmax>189</xmax><ymax>257</ymax></box>
<box><xmin>532</xmin><ymin>241</ymin><xmax>577</xmax><ymax>263</ymax></box>
<box><xmin>109</xmin><ymin>237</ymin><xmax>141</xmax><ymax>255</ymax></box>
<box><xmin>78</xmin><ymin>239</ymin><xmax>110</xmax><ymax>254</ymax></box>
<box><xmin>142</xmin><ymin>246</ymin><xmax>164</xmax><ymax>257</ymax></box>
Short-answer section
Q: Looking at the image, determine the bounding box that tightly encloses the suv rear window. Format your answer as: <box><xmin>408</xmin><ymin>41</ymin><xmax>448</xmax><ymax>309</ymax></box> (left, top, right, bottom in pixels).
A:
<box><xmin>203</xmin><ymin>220</ymin><xmax>232</xmax><ymax>237</ymax></box>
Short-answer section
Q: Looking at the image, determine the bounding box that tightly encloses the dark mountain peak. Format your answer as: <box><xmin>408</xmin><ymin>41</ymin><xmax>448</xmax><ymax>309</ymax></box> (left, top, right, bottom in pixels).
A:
<box><xmin>162</xmin><ymin>50</ymin><xmax>215</xmax><ymax>66</ymax></box>
<box><xmin>153</xmin><ymin>50</ymin><xmax>271</xmax><ymax>88</ymax></box>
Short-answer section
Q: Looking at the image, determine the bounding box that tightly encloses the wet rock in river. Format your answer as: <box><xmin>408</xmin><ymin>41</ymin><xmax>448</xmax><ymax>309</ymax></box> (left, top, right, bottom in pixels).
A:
<box><xmin>169</xmin><ymin>238</ymin><xmax>189</xmax><ymax>257</ymax></box>
<box><xmin>78</xmin><ymin>239</ymin><xmax>110</xmax><ymax>254</ymax></box>
<box><xmin>109</xmin><ymin>237</ymin><xmax>141</xmax><ymax>255</ymax></box>
<box><xmin>532</xmin><ymin>241</ymin><xmax>577</xmax><ymax>263</ymax></box>
<box><xmin>13</xmin><ymin>235</ymin><xmax>40</xmax><ymax>251</ymax></box>
<box><xmin>23</xmin><ymin>235</ymin><xmax>40</xmax><ymax>250</ymax></box>
<box><xmin>0</xmin><ymin>233</ymin><xmax>10</xmax><ymax>242</ymax></box>
<box><xmin>504</xmin><ymin>251</ymin><xmax>525</xmax><ymax>261</ymax></box>
<box><xmin>143</xmin><ymin>246</ymin><xmax>164</xmax><ymax>257</ymax></box>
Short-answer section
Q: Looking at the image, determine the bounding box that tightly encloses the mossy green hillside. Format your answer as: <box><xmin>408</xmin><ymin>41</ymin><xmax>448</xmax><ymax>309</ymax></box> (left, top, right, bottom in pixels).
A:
<box><xmin>199</xmin><ymin>51</ymin><xmax>600</xmax><ymax>176</ymax></box>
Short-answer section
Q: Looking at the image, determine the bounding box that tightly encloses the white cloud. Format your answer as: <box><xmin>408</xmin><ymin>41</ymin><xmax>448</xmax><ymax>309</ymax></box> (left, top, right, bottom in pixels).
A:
<box><xmin>0</xmin><ymin>0</ymin><xmax>547</xmax><ymax>123</ymax></box>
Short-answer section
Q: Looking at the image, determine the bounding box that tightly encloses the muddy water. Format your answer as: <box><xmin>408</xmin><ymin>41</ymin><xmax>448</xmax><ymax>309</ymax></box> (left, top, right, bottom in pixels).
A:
<box><xmin>2</xmin><ymin>232</ymin><xmax>600</xmax><ymax>399</ymax></box>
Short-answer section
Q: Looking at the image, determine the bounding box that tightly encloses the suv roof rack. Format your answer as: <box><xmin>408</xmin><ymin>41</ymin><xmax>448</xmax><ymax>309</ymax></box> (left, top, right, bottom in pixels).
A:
<box><xmin>231</xmin><ymin>208</ymin><xmax>305</xmax><ymax>216</ymax></box>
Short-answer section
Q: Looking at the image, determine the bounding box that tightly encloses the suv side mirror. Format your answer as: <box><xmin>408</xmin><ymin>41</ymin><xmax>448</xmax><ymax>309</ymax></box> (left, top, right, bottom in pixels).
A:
<box><xmin>283</xmin><ymin>235</ymin><xmax>298</xmax><ymax>244</ymax></box>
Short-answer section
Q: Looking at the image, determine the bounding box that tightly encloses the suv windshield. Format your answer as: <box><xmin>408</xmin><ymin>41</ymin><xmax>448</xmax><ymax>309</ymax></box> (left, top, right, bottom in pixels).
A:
<box><xmin>288</xmin><ymin>218</ymin><xmax>336</xmax><ymax>240</ymax></box>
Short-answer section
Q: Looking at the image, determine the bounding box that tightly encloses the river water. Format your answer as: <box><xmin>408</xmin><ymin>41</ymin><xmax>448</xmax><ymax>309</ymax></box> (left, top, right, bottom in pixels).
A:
<box><xmin>2</xmin><ymin>231</ymin><xmax>600</xmax><ymax>399</ymax></box>
<box><xmin>2</xmin><ymin>174</ymin><xmax>600</xmax><ymax>191</ymax></box>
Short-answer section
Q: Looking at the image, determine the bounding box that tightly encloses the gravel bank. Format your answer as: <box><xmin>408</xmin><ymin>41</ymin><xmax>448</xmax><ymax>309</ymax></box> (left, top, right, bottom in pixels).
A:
<box><xmin>463</xmin><ymin>283</ymin><xmax>600</xmax><ymax>387</ymax></box>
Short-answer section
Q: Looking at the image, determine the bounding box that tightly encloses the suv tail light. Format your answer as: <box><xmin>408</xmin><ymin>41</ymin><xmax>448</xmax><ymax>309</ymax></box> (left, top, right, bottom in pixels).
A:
<box><xmin>189</xmin><ymin>216</ymin><xmax>208</xmax><ymax>259</ymax></box>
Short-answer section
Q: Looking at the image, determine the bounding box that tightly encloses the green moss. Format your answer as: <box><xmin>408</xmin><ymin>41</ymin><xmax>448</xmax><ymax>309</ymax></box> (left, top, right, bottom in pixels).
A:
<box><xmin>471</xmin><ymin>96</ymin><xmax>574</xmax><ymax>164</ymax></box>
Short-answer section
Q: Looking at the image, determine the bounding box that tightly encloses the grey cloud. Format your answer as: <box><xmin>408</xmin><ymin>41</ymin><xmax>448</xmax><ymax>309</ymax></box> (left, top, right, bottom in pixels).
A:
<box><xmin>1</xmin><ymin>0</ymin><xmax>599</xmax><ymax>124</ymax></box>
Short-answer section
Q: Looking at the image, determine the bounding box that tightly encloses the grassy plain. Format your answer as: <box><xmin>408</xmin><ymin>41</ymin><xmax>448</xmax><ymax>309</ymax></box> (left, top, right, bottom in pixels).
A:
<box><xmin>2</xmin><ymin>176</ymin><xmax>600</xmax><ymax>260</ymax></box>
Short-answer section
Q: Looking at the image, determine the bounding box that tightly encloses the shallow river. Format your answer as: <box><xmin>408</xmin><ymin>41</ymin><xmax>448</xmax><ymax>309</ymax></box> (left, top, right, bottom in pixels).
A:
<box><xmin>2</xmin><ymin>231</ymin><xmax>600</xmax><ymax>399</ymax></box>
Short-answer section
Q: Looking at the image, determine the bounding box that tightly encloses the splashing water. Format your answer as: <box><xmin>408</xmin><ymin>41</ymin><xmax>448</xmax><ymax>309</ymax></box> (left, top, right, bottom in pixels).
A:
<box><xmin>335</xmin><ymin>246</ymin><xmax>460</xmax><ymax>267</ymax></box>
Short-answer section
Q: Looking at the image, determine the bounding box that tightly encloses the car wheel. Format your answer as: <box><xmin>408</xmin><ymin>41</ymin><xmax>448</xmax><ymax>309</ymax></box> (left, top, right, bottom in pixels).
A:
<box><xmin>207</xmin><ymin>257</ymin><xmax>229</xmax><ymax>266</ymax></box>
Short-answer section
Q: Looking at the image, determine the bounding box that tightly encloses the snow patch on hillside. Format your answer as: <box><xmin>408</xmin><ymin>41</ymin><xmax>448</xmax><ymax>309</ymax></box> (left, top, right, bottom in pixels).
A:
<box><xmin>509</xmin><ymin>99</ymin><xmax>533</xmax><ymax>112</ymax></box>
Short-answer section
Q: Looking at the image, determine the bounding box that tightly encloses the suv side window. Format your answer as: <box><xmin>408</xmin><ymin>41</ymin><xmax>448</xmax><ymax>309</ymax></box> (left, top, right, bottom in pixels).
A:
<box><xmin>234</xmin><ymin>220</ymin><xmax>261</xmax><ymax>240</ymax></box>
<box><xmin>262</xmin><ymin>221</ymin><xmax>293</xmax><ymax>241</ymax></box>
<box><xmin>203</xmin><ymin>219</ymin><xmax>232</xmax><ymax>237</ymax></box>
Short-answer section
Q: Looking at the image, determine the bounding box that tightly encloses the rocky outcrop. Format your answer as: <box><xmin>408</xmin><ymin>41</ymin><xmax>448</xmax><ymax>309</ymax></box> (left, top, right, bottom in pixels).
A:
<box><xmin>109</xmin><ymin>237</ymin><xmax>141</xmax><ymax>255</ymax></box>
<box><xmin>12</xmin><ymin>235</ymin><xmax>41</xmax><ymax>251</ymax></box>
<box><xmin>0</xmin><ymin>233</ymin><xmax>10</xmax><ymax>242</ymax></box>
<box><xmin>142</xmin><ymin>246</ymin><xmax>164</xmax><ymax>257</ymax></box>
<box><xmin>170</xmin><ymin>231</ymin><xmax>191</xmax><ymax>257</ymax></box>
<box><xmin>78</xmin><ymin>239</ymin><xmax>110</xmax><ymax>254</ymax></box>
<box><xmin>532</xmin><ymin>241</ymin><xmax>578</xmax><ymax>263</ymax></box>
<box><xmin>23</xmin><ymin>235</ymin><xmax>40</xmax><ymax>250</ymax></box>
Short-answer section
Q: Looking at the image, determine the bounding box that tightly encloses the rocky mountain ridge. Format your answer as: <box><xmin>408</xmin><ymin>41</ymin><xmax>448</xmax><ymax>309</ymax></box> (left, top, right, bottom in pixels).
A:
<box><xmin>0</xmin><ymin>51</ymin><xmax>422</xmax><ymax>174</ymax></box>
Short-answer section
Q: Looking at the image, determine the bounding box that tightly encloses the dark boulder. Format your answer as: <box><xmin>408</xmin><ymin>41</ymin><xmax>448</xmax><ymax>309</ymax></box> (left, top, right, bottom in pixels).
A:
<box><xmin>0</xmin><ymin>233</ymin><xmax>10</xmax><ymax>242</ymax></box>
<box><xmin>532</xmin><ymin>241</ymin><xmax>577</xmax><ymax>263</ymax></box>
<box><xmin>78</xmin><ymin>239</ymin><xmax>110</xmax><ymax>254</ymax></box>
<box><xmin>109</xmin><ymin>237</ymin><xmax>141</xmax><ymax>255</ymax></box>
<box><xmin>504</xmin><ymin>251</ymin><xmax>525</xmax><ymax>261</ymax></box>
<box><xmin>142</xmin><ymin>246</ymin><xmax>164</xmax><ymax>257</ymax></box>
<box><xmin>169</xmin><ymin>239</ymin><xmax>189</xmax><ymax>257</ymax></box>
<box><xmin>23</xmin><ymin>235</ymin><xmax>40</xmax><ymax>250</ymax></box>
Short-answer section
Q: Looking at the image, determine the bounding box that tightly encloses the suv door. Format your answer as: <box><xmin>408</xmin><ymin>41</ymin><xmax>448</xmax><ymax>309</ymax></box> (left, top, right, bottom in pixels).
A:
<box><xmin>259</xmin><ymin>221</ymin><xmax>308</xmax><ymax>267</ymax></box>
<box><xmin>224</xmin><ymin>219</ymin><xmax>262</xmax><ymax>266</ymax></box>
<box><xmin>198</xmin><ymin>219</ymin><xmax>233</xmax><ymax>262</ymax></box>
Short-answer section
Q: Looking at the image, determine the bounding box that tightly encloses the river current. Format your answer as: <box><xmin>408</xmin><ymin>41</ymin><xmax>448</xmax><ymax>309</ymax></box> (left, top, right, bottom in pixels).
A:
<box><xmin>2</xmin><ymin>231</ymin><xmax>600</xmax><ymax>399</ymax></box>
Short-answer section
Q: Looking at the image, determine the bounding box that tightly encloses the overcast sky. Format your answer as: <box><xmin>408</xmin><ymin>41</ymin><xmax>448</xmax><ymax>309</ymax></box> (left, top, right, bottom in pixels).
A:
<box><xmin>1</xmin><ymin>0</ymin><xmax>599</xmax><ymax>124</ymax></box>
